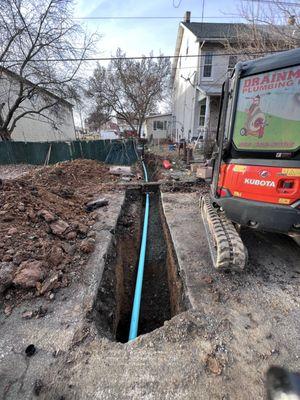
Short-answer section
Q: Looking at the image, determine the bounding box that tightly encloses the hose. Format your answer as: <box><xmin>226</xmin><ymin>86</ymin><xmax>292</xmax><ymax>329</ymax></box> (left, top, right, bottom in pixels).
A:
<box><xmin>128</xmin><ymin>158</ymin><xmax>149</xmax><ymax>341</ymax></box>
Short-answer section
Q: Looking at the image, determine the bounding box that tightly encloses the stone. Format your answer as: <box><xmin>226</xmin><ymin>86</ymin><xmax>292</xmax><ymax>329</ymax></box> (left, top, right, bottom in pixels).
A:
<box><xmin>39</xmin><ymin>274</ymin><xmax>59</xmax><ymax>295</ymax></box>
<box><xmin>66</xmin><ymin>231</ymin><xmax>77</xmax><ymax>240</ymax></box>
<box><xmin>13</xmin><ymin>260</ymin><xmax>44</xmax><ymax>288</ymax></box>
<box><xmin>206</xmin><ymin>355</ymin><xmax>223</xmax><ymax>375</ymax></box>
<box><xmin>85</xmin><ymin>198</ymin><xmax>109</xmax><ymax>212</ymax></box>
<box><xmin>79</xmin><ymin>238</ymin><xmax>95</xmax><ymax>254</ymax></box>
<box><xmin>22</xmin><ymin>310</ymin><xmax>34</xmax><ymax>319</ymax></box>
<box><xmin>77</xmin><ymin>224</ymin><xmax>89</xmax><ymax>235</ymax></box>
<box><xmin>87</xmin><ymin>230</ymin><xmax>96</xmax><ymax>238</ymax></box>
<box><xmin>50</xmin><ymin>219</ymin><xmax>69</xmax><ymax>236</ymax></box>
<box><xmin>7</xmin><ymin>227</ymin><xmax>18</xmax><ymax>236</ymax></box>
<box><xmin>38</xmin><ymin>209</ymin><xmax>56</xmax><ymax>223</ymax></box>
<box><xmin>49</xmin><ymin>246</ymin><xmax>64</xmax><ymax>267</ymax></box>
<box><xmin>61</xmin><ymin>243</ymin><xmax>76</xmax><ymax>255</ymax></box>
<box><xmin>17</xmin><ymin>203</ymin><xmax>25</xmax><ymax>212</ymax></box>
<box><xmin>27</xmin><ymin>210</ymin><xmax>36</xmax><ymax>221</ymax></box>
<box><xmin>2</xmin><ymin>254</ymin><xmax>13</xmax><ymax>262</ymax></box>
<box><xmin>4</xmin><ymin>305</ymin><xmax>13</xmax><ymax>316</ymax></box>
<box><xmin>109</xmin><ymin>166</ymin><xmax>133</xmax><ymax>176</ymax></box>
<box><xmin>72</xmin><ymin>326</ymin><xmax>90</xmax><ymax>346</ymax></box>
<box><xmin>0</xmin><ymin>262</ymin><xmax>15</xmax><ymax>294</ymax></box>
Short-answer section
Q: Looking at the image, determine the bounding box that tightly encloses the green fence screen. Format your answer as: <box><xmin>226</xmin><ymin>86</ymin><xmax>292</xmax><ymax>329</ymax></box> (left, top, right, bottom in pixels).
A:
<box><xmin>0</xmin><ymin>139</ymin><xmax>138</xmax><ymax>166</ymax></box>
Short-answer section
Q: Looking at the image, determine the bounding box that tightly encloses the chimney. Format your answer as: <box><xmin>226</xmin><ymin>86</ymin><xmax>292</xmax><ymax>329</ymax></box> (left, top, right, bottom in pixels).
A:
<box><xmin>288</xmin><ymin>15</ymin><xmax>296</xmax><ymax>25</ymax></box>
<box><xmin>184</xmin><ymin>11</ymin><xmax>191</xmax><ymax>23</ymax></box>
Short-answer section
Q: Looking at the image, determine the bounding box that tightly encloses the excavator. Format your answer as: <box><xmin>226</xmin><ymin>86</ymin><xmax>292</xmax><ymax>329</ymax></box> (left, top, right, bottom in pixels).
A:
<box><xmin>201</xmin><ymin>48</ymin><xmax>300</xmax><ymax>270</ymax></box>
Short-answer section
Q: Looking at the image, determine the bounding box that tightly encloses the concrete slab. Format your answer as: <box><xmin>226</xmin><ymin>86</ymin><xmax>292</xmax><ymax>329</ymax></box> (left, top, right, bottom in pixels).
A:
<box><xmin>161</xmin><ymin>192</ymin><xmax>215</xmax><ymax>309</ymax></box>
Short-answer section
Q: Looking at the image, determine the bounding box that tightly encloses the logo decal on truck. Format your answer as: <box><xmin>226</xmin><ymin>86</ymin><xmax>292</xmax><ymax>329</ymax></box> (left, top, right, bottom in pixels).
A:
<box><xmin>259</xmin><ymin>170</ymin><xmax>269</xmax><ymax>178</ymax></box>
<box><xmin>244</xmin><ymin>178</ymin><xmax>275</xmax><ymax>187</ymax></box>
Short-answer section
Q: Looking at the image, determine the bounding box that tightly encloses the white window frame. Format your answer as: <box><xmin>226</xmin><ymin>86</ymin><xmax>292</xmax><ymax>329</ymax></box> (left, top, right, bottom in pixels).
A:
<box><xmin>199</xmin><ymin>103</ymin><xmax>206</xmax><ymax>127</ymax></box>
<box><xmin>202</xmin><ymin>53</ymin><xmax>213</xmax><ymax>79</ymax></box>
<box><xmin>153</xmin><ymin>120</ymin><xmax>164</xmax><ymax>131</ymax></box>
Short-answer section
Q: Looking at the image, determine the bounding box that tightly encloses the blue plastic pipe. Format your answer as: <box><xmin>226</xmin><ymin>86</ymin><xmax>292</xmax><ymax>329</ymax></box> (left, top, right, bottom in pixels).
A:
<box><xmin>128</xmin><ymin>160</ymin><xmax>149</xmax><ymax>340</ymax></box>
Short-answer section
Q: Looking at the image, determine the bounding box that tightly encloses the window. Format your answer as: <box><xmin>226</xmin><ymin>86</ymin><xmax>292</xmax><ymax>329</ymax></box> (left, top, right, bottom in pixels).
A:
<box><xmin>199</xmin><ymin>103</ymin><xmax>206</xmax><ymax>126</ymax></box>
<box><xmin>164</xmin><ymin>121</ymin><xmax>168</xmax><ymax>130</ymax></box>
<box><xmin>153</xmin><ymin>121</ymin><xmax>164</xmax><ymax>130</ymax></box>
<box><xmin>203</xmin><ymin>53</ymin><xmax>213</xmax><ymax>77</ymax></box>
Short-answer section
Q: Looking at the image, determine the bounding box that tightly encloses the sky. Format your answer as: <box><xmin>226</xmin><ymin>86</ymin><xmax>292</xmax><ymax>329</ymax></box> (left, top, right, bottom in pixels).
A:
<box><xmin>72</xmin><ymin>0</ymin><xmax>244</xmax><ymax>125</ymax></box>
<box><xmin>73</xmin><ymin>0</ymin><xmax>243</xmax><ymax>69</ymax></box>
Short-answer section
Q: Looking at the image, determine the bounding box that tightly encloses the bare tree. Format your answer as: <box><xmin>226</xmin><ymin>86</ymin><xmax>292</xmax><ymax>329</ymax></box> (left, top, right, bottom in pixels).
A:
<box><xmin>87</xmin><ymin>49</ymin><xmax>171</xmax><ymax>137</ymax></box>
<box><xmin>86</xmin><ymin>101</ymin><xmax>112</xmax><ymax>132</ymax></box>
<box><xmin>224</xmin><ymin>0</ymin><xmax>300</xmax><ymax>60</ymax></box>
<box><xmin>0</xmin><ymin>0</ymin><xmax>96</xmax><ymax>140</ymax></box>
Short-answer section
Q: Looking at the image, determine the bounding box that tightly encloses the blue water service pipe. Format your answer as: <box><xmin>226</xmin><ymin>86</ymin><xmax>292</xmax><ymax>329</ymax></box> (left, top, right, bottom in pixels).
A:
<box><xmin>128</xmin><ymin>160</ymin><xmax>149</xmax><ymax>341</ymax></box>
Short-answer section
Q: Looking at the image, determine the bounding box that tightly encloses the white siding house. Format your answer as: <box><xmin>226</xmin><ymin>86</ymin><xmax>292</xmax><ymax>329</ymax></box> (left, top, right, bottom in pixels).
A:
<box><xmin>171</xmin><ymin>13</ymin><xmax>294</xmax><ymax>144</ymax></box>
<box><xmin>171</xmin><ymin>15</ymin><xmax>240</xmax><ymax>143</ymax></box>
<box><xmin>144</xmin><ymin>113</ymin><xmax>172</xmax><ymax>141</ymax></box>
<box><xmin>0</xmin><ymin>68</ymin><xmax>76</xmax><ymax>142</ymax></box>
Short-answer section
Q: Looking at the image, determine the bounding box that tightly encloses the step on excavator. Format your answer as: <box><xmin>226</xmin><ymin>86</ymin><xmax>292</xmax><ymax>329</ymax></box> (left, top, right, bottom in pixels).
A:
<box><xmin>201</xmin><ymin>48</ymin><xmax>300</xmax><ymax>271</ymax></box>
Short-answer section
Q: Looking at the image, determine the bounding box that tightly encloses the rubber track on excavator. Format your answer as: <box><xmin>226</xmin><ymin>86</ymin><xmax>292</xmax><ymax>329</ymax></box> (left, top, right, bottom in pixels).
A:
<box><xmin>200</xmin><ymin>194</ymin><xmax>248</xmax><ymax>270</ymax></box>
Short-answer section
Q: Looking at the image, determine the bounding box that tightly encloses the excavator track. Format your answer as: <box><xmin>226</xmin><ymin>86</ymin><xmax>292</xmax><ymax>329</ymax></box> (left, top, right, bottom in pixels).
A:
<box><xmin>200</xmin><ymin>194</ymin><xmax>248</xmax><ymax>271</ymax></box>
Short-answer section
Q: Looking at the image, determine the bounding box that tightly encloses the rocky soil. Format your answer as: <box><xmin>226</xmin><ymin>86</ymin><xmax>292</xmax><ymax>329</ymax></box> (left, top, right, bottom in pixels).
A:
<box><xmin>0</xmin><ymin>160</ymin><xmax>138</xmax><ymax>313</ymax></box>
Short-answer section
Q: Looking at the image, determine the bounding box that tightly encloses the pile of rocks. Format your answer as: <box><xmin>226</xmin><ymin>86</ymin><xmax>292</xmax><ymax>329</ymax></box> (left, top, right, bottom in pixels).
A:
<box><xmin>0</xmin><ymin>160</ymin><xmax>114</xmax><ymax>309</ymax></box>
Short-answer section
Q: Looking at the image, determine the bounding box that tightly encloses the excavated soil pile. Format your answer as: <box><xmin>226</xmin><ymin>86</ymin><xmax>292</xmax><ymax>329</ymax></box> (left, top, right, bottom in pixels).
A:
<box><xmin>0</xmin><ymin>159</ymin><xmax>125</xmax><ymax>312</ymax></box>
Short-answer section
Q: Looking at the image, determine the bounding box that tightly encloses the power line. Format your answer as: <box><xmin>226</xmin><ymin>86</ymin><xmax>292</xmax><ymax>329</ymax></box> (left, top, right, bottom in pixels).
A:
<box><xmin>73</xmin><ymin>15</ymin><xmax>241</xmax><ymax>20</ymax></box>
<box><xmin>1</xmin><ymin>49</ymin><xmax>286</xmax><ymax>63</ymax></box>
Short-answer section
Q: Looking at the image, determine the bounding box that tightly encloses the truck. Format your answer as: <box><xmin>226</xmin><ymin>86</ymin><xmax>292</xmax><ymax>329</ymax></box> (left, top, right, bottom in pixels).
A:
<box><xmin>201</xmin><ymin>48</ymin><xmax>300</xmax><ymax>270</ymax></box>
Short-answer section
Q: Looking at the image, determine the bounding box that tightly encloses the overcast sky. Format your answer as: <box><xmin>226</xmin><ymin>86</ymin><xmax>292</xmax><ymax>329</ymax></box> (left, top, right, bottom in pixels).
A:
<box><xmin>74</xmin><ymin>0</ymin><xmax>242</xmax><ymax>65</ymax></box>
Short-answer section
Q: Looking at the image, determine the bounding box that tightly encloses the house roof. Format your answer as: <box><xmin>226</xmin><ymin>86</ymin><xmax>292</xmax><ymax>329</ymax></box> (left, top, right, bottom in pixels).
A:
<box><xmin>0</xmin><ymin>67</ymin><xmax>74</xmax><ymax>108</ymax></box>
<box><xmin>182</xmin><ymin>21</ymin><xmax>298</xmax><ymax>42</ymax></box>
<box><xmin>171</xmin><ymin>21</ymin><xmax>300</xmax><ymax>84</ymax></box>
<box><xmin>182</xmin><ymin>22</ymin><xmax>246</xmax><ymax>41</ymax></box>
<box><xmin>145</xmin><ymin>113</ymin><xmax>172</xmax><ymax>120</ymax></box>
<box><xmin>197</xmin><ymin>84</ymin><xmax>223</xmax><ymax>97</ymax></box>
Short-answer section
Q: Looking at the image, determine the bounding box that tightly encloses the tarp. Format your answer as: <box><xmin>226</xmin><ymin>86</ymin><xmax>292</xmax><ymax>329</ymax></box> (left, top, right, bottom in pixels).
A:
<box><xmin>0</xmin><ymin>139</ymin><xmax>138</xmax><ymax>166</ymax></box>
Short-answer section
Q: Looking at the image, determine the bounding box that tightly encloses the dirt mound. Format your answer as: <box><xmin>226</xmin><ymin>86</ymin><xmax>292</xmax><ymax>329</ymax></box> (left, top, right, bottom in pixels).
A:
<box><xmin>0</xmin><ymin>159</ymin><xmax>123</xmax><ymax>311</ymax></box>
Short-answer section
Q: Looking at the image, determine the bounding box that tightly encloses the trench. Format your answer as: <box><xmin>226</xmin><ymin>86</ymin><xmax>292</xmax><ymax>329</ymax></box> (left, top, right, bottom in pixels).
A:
<box><xmin>93</xmin><ymin>185</ymin><xmax>186</xmax><ymax>343</ymax></box>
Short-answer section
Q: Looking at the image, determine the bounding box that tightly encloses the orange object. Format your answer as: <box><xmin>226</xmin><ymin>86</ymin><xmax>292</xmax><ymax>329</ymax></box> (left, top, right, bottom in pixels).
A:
<box><xmin>217</xmin><ymin>163</ymin><xmax>300</xmax><ymax>206</ymax></box>
<box><xmin>162</xmin><ymin>160</ymin><xmax>171</xmax><ymax>169</ymax></box>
